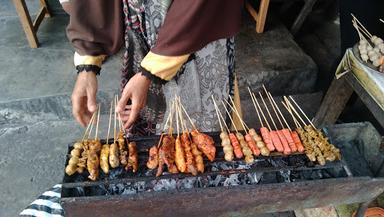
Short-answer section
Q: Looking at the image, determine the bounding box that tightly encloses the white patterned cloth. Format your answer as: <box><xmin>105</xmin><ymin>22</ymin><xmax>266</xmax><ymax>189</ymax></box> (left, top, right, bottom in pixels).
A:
<box><xmin>19</xmin><ymin>184</ymin><xmax>65</xmax><ymax>217</ymax></box>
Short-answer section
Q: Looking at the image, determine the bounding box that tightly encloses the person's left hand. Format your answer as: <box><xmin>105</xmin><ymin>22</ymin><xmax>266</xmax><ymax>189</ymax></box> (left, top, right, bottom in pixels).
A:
<box><xmin>116</xmin><ymin>73</ymin><xmax>151</xmax><ymax>129</ymax></box>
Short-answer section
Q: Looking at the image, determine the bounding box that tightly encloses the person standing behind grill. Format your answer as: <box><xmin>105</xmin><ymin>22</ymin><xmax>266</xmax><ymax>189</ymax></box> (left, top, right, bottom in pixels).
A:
<box><xmin>63</xmin><ymin>0</ymin><xmax>244</xmax><ymax>135</ymax></box>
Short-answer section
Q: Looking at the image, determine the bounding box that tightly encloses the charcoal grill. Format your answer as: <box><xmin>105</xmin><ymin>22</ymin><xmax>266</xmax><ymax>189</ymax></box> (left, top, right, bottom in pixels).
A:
<box><xmin>61</xmin><ymin>122</ymin><xmax>384</xmax><ymax>217</ymax></box>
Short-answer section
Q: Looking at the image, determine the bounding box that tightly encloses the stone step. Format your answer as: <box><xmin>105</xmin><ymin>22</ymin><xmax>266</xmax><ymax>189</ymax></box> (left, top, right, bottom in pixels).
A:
<box><xmin>236</xmin><ymin>15</ymin><xmax>318</xmax><ymax>96</ymax></box>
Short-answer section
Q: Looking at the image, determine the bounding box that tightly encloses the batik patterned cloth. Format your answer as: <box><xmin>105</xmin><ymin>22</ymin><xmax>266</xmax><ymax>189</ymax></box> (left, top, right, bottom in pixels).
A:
<box><xmin>122</xmin><ymin>0</ymin><xmax>235</xmax><ymax>135</ymax></box>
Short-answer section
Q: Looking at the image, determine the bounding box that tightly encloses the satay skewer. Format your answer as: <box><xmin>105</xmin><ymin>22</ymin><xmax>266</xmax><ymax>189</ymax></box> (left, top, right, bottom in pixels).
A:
<box><xmin>212</xmin><ymin>96</ymin><xmax>234</xmax><ymax>161</ymax></box>
<box><xmin>100</xmin><ymin>101</ymin><xmax>113</xmax><ymax>174</ymax></box>
<box><xmin>280</xmin><ymin>101</ymin><xmax>305</xmax><ymax>153</ymax></box>
<box><xmin>67</xmin><ymin>113</ymin><xmax>97</xmax><ymax>176</ymax></box>
<box><xmin>109</xmin><ymin>97</ymin><xmax>120</xmax><ymax>168</ymax></box>
<box><xmin>265</xmin><ymin>92</ymin><xmax>296</xmax><ymax>153</ymax></box>
<box><xmin>258</xmin><ymin>92</ymin><xmax>285</xmax><ymax>153</ymax></box>
<box><xmin>87</xmin><ymin>104</ymin><xmax>101</xmax><ymax>181</ymax></box>
<box><xmin>226</xmin><ymin>97</ymin><xmax>261</xmax><ymax>157</ymax></box>
<box><xmin>174</xmin><ymin>101</ymin><xmax>187</xmax><ymax>172</ymax></box>
<box><xmin>262</xmin><ymin>87</ymin><xmax>291</xmax><ymax>154</ymax></box>
<box><xmin>177</xmin><ymin>98</ymin><xmax>198</xmax><ymax>175</ymax></box>
<box><xmin>221</xmin><ymin>100</ymin><xmax>254</xmax><ymax>163</ymax></box>
<box><xmin>251</xmin><ymin>92</ymin><xmax>275</xmax><ymax>152</ymax></box>
<box><xmin>254</xmin><ymin>92</ymin><xmax>282</xmax><ymax>152</ymax></box>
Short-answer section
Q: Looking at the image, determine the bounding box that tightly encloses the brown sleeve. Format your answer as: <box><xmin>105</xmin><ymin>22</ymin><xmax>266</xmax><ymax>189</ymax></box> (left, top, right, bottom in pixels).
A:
<box><xmin>63</xmin><ymin>0</ymin><xmax>124</xmax><ymax>56</ymax></box>
<box><xmin>151</xmin><ymin>0</ymin><xmax>244</xmax><ymax>56</ymax></box>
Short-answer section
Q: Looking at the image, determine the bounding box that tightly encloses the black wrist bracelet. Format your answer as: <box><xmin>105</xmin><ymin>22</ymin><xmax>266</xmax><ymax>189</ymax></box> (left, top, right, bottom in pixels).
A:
<box><xmin>140</xmin><ymin>66</ymin><xmax>167</xmax><ymax>85</ymax></box>
<box><xmin>76</xmin><ymin>64</ymin><xmax>101</xmax><ymax>76</ymax></box>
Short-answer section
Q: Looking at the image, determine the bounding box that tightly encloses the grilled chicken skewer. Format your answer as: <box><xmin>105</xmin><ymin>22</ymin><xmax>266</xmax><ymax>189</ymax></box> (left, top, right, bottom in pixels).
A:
<box><xmin>100</xmin><ymin>100</ymin><xmax>113</xmax><ymax>174</ymax></box>
<box><xmin>177</xmin><ymin>97</ymin><xmax>198</xmax><ymax>175</ymax></box>
<box><xmin>178</xmin><ymin>100</ymin><xmax>204</xmax><ymax>173</ymax></box>
<box><xmin>65</xmin><ymin>111</ymin><xmax>97</xmax><ymax>176</ymax></box>
<box><xmin>157</xmin><ymin>100</ymin><xmax>178</xmax><ymax>176</ymax></box>
<box><xmin>175</xmin><ymin>102</ymin><xmax>187</xmax><ymax>173</ymax></box>
<box><xmin>87</xmin><ymin>105</ymin><xmax>101</xmax><ymax>181</ymax></box>
<box><xmin>109</xmin><ymin>98</ymin><xmax>120</xmax><ymax>168</ymax></box>
<box><xmin>179</xmin><ymin>101</ymin><xmax>216</xmax><ymax>162</ymax></box>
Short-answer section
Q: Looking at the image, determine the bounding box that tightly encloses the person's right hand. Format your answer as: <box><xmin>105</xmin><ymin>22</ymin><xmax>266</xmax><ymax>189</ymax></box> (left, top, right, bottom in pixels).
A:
<box><xmin>71</xmin><ymin>71</ymin><xmax>98</xmax><ymax>127</ymax></box>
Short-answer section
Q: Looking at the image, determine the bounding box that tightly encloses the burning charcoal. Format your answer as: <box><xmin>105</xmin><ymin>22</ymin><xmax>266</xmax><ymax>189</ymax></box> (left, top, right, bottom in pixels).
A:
<box><xmin>278</xmin><ymin>170</ymin><xmax>291</xmax><ymax>183</ymax></box>
<box><xmin>153</xmin><ymin>179</ymin><xmax>177</xmax><ymax>192</ymax></box>
<box><xmin>223</xmin><ymin>174</ymin><xmax>241</xmax><ymax>186</ymax></box>
<box><xmin>179</xmin><ymin>177</ymin><xmax>197</xmax><ymax>190</ymax></box>
<box><xmin>122</xmin><ymin>188</ymin><xmax>136</xmax><ymax>195</ymax></box>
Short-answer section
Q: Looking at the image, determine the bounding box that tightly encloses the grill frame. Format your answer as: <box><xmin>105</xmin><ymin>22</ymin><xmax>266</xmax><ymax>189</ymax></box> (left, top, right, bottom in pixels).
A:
<box><xmin>61</xmin><ymin>123</ymin><xmax>384</xmax><ymax>217</ymax></box>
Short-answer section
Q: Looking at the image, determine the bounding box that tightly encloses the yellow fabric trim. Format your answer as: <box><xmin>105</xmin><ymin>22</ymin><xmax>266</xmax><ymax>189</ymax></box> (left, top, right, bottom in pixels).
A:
<box><xmin>140</xmin><ymin>51</ymin><xmax>189</xmax><ymax>81</ymax></box>
<box><xmin>74</xmin><ymin>52</ymin><xmax>106</xmax><ymax>67</ymax></box>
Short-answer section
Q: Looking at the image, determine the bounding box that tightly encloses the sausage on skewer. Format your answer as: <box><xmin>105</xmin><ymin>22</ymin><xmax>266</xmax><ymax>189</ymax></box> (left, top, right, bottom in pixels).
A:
<box><xmin>226</xmin><ymin>96</ymin><xmax>261</xmax><ymax>157</ymax></box>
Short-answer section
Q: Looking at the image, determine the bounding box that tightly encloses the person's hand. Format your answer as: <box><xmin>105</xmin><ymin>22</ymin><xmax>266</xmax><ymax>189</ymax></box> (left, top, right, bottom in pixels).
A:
<box><xmin>71</xmin><ymin>71</ymin><xmax>98</xmax><ymax>127</ymax></box>
<box><xmin>116</xmin><ymin>73</ymin><xmax>151</xmax><ymax>129</ymax></box>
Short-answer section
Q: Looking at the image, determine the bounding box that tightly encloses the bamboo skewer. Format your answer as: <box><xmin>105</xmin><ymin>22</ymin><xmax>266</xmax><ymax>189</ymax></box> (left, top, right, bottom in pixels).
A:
<box><xmin>262</xmin><ymin>86</ymin><xmax>284</xmax><ymax>129</ymax></box>
<box><xmin>106</xmin><ymin>100</ymin><xmax>113</xmax><ymax>142</ymax></box>
<box><xmin>113</xmin><ymin>96</ymin><xmax>117</xmax><ymax>143</ymax></box>
<box><xmin>288</xmin><ymin>96</ymin><xmax>316</xmax><ymax>129</ymax></box>
<box><xmin>82</xmin><ymin>111</ymin><xmax>97</xmax><ymax>141</ymax></box>
<box><xmin>168</xmin><ymin>100</ymin><xmax>175</xmax><ymax>136</ymax></box>
<box><xmin>212</xmin><ymin>97</ymin><xmax>231</xmax><ymax>133</ymax></box>
<box><xmin>268</xmin><ymin>92</ymin><xmax>291</xmax><ymax>131</ymax></box>
<box><xmin>380</xmin><ymin>19</ymin><xmax>384</xmax><ymax>24</ymax></box>
<box><xmin>179</xmin><ymin>100</ymin><xmax>197</xmax><ymax>131</ymax></box>
<box><xmin>211</xmin><ymin>96</ymin><xmax>224</xmax><ymax>132</ymax></box>
<box><xmin>281</xmin><ymin>101</ymin><xmax>301</xmax><ymax>128</ymax></box>
<box><xmin>283</xmin><ymin>97</ymin><xmax>307</xmax><ymax>127</ymax></box>
<box><xmin>94</xmin><ymin>104</ymin><xmax>101</xmax><ymax>140</ymax></box>
<box><xmin>253</xmin><ymin>92</ymin><xmax>271</xmax><ymax>130</ymax></box>
<box><xmin>225</xmin><ymin>97</ymin><xmax>249</xmax><ymax>132</ymax></box>
<box><xmin>228</xmin><ymin>96</ymin><xmax>251</xmax><ymax>131</ymax></box>
<box><xmin>177</xmin><ymin>98</ymin><xmax>188</xmax><ymax>134</ymax></box>
<box><xmin>351</xmin><ymin>14</ymin><xmax>372</xmax><ymax>38</ymax></box>
<box><xmin>221</xmin><ymin>101</ymin><xmax>239</xmax><ymax>133</ymax></box>
<box><xmin>259</xmin><ymin>92</ymin><xmax>278</xmax><ymax>130</ymax></box>
<box><xmin>176</xmin><ymin>100</ymin><xmax>180</xmax><ymax>137</ymax></box>
<box><xmin>87</xmin><ymin>109</ymin><xmax>97</xmax><ymax>140</ymax></box>
<box><xmin>248</xmin><ymin>87</ymin><xmax>265</xmax><ymax>128</ymax></box>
